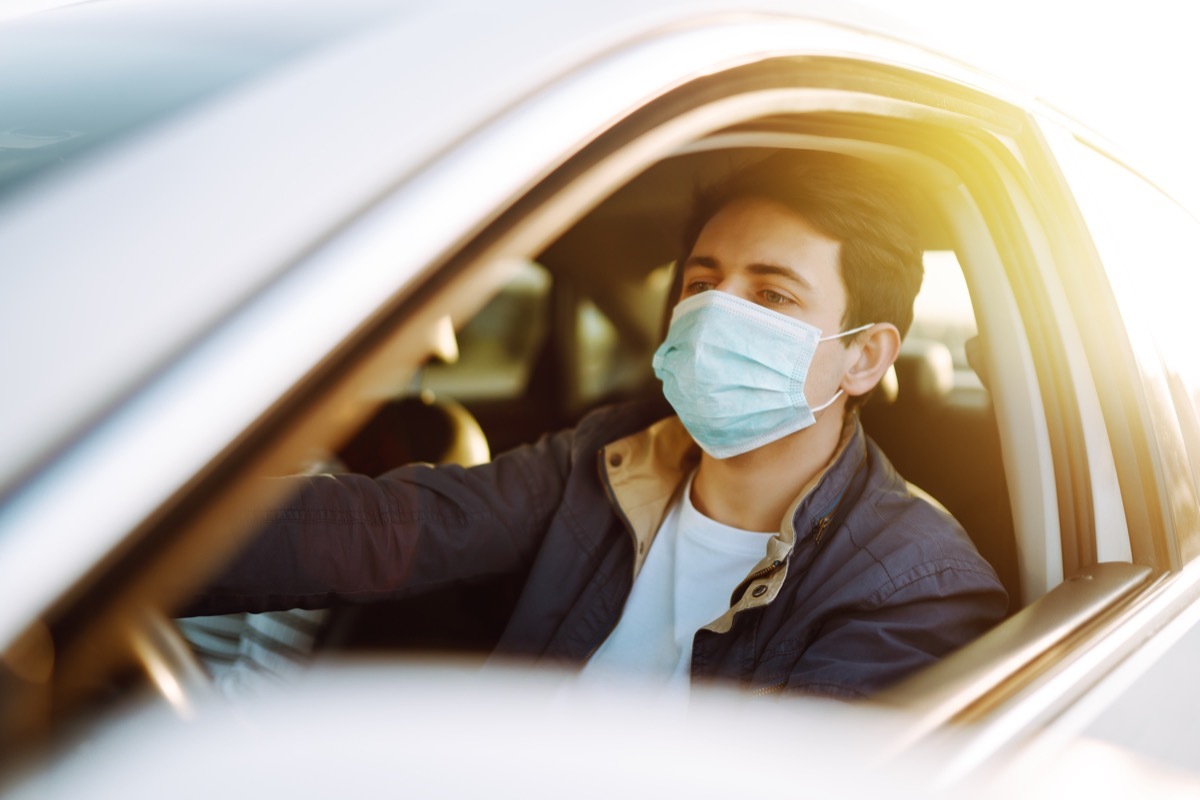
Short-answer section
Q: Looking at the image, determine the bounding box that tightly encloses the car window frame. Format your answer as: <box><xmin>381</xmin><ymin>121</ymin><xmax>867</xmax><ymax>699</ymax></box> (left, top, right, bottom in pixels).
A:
<box><xmin>1034</xmin><ymin>119</ymin><xmax>1200</xmax><ymax>571</ymax></box>
<box><xmin>0</xmin><ymin>31</ymin><xmax>1146</xmax><ymax>763</ymax></box>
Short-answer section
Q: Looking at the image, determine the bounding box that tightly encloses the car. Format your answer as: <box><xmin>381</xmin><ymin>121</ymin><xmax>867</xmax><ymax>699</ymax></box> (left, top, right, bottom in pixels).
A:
<box><xmin>4</xmin><ymin>0</ymin><xmax>1200</xmax><ymax>794</ymax></box>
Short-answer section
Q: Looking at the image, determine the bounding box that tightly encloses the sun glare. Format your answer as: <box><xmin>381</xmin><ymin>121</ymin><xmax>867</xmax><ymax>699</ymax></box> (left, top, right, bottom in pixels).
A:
<box><xmin>1048</xmin><ymin>129</ymin><xmax>1200</xmax><ymax>429</ymax></box>
<box><xmin>855</xmin><ymin>0</ymin><xmax>1200</xmax><ymax>216</ymax></box>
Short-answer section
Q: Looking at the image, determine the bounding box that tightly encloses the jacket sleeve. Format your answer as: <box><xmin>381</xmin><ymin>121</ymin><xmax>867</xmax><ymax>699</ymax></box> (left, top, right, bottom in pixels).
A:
<box><xmin>782</xmin><ymin>561</ymin><xmax>1008</xmax><ymax>700</ymax></box>
<box><xmin>185</xmin><ymin>427</ymin><xmax>577</xmax><ymax>616</ymax></box>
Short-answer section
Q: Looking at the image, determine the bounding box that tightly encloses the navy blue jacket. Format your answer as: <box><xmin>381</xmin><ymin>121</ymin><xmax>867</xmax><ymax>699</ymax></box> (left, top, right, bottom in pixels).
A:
<box><xmin>194</xmin><ymin>402</ymin><xmax>1007</xmax><ymax>699</ymax></box>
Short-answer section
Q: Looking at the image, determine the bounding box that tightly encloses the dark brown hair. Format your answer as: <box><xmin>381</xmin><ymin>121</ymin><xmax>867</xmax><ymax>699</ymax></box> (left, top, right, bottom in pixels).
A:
<box><xmin>681</xmin><ymin>151</ymin><xmax>921</xmax><ymax>333</ymax></box>
<box><xmin>671</xmin><ymin>150</ymin><xmax>925</xmax><ymax>408</ymax></box>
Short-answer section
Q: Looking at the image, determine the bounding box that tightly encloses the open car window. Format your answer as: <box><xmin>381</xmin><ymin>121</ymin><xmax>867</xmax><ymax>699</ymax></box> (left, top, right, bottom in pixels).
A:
<box><xmin>10</xmin><ymin>12</ymin><xmax>1195</xmax><ymax>793</ymax></box>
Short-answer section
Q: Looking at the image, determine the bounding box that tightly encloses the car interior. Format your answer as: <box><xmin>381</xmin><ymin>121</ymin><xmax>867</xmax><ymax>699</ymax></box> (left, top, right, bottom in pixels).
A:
<box><xmin>241</xmin><ymin>138</ymin><xmax>1026</xmax><ymax>664</ymax></box>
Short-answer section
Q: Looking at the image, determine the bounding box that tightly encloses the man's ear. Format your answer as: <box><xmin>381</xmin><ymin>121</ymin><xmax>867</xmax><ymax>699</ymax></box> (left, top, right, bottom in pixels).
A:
<box><xmin>841</xmin><ymin>323</ymin><xmax>901</xmax><ymax>398</ymax></box>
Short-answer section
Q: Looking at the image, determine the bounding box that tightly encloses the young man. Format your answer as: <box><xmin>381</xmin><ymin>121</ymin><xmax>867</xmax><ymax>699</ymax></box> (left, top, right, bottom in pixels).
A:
<box><xmin>191</xmin><ymin>151</ymin><xmax>1007</xmax><ymax>699</ymax></box>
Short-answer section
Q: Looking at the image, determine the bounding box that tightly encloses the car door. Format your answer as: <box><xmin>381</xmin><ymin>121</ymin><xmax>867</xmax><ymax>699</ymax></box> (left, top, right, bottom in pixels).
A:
<box><xmin>1</xmin><ymin>0</ymin><xmax>1186</xmax><ymax>791</ymax></box>
<box><xmin>872</xmin><ymin>109</ymin><xmax>1200</xmax><ymax>775</ymax></box>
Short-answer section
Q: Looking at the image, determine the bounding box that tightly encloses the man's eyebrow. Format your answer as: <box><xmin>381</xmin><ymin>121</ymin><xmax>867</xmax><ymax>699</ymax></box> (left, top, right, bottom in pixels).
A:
<box><xmin>683</xmin><ymin>257</ymin><xmax>816</xmax><ymax>292</ymax></box>
<box><xmin>746</xmin><ymin>262</ymin><xmax>815</xmax><ymax>292</ymax></box>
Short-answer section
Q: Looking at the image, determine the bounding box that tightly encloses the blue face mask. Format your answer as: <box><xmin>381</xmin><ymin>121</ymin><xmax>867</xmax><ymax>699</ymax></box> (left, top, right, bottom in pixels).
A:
<box><xmin>652</xmin><ymin>291</ymin><xmax>872</xmax><ymax>459</ymax></box>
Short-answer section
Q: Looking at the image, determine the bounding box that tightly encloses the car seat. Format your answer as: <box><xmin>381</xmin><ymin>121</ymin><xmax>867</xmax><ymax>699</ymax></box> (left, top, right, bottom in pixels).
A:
<box><xmin>338</xmin><ymin>390</ymin><xmax>490</xmax><ymax>476</ymax></box>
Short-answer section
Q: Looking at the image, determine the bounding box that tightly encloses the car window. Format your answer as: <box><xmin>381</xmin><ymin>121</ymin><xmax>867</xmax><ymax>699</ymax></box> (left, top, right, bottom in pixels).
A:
<box><xmin>1048</xmin><ymin>135</ymin><xmax>1200</xmax><ymax>562</ymax></box>
<box><xmin>421</xmin><ymin>261</ymin><xmax>552</xmax><ymax>401</ymax></box>
<box><xmin>570</xmin><ymin>263</ymin><xmax>672</xmax><ymax>413</ymax></box>
<box><xmin>421</xmin><ymin>258</ymin><xmax>670</xmax><ymax>421</ymax></box>
<box><xmin>576</xmin><ymin>298</ymin><xmax>625</xmax><ymax>401</ymax></box>
<box><xmin>1052</xmin><ymin>148</ymin><xmax>1200</xmax><ymax>409</ymax></box>
<box><xmin>910</xmin><ymin>250</ymin><xmax>981</xmax><ymax>390</ymax></box>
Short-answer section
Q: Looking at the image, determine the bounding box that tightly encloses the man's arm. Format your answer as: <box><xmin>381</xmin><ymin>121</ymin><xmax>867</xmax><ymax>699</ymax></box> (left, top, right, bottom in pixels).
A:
<box><xmin>185</xmin><ymin>427</ymin><xmax>577</xmax><ymax>617</ymax></box>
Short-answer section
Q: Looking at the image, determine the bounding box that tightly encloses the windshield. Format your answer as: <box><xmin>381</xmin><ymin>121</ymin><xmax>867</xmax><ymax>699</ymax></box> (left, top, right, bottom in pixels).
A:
<box><xmin>0</xmin><ymin>0</ymin><xmax>401</xmax><ymax>198</ymax></box>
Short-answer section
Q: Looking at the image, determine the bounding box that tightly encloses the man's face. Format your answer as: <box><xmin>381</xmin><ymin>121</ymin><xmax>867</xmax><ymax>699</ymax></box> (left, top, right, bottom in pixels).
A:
<box><xmin>678</xmin><ymin>196</ymin><xmax>854</xmax><ymax>410</ymax></box>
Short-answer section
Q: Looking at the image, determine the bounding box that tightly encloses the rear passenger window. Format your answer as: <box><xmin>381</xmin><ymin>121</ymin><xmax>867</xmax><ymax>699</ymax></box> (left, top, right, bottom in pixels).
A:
<box><xmin>421</xmin><ymin>261</ymin><xmax>551</xmax><ymax>401</ymax></box>
<box><xmin>910</xmin><ymin>250</ymin><xmax>981</xmax><ymax>391</ymax></box>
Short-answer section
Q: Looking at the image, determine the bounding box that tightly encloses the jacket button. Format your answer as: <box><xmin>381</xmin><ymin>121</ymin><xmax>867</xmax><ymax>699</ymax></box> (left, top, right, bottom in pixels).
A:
<box><xmin>609</xmin><ymin>453</ymin><xmax>623</xmax><ymax>467</ymax></box>
<box><xmin>751</xmin><ymin>585</ymin><xmax>768</xmax><ymax>598</ymax></box>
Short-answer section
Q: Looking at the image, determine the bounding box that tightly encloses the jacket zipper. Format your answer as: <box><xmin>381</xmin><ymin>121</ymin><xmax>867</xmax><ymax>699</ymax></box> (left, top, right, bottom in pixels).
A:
<box><xmin>812</xmin><ymin>512</ymin><xmax>835</xmax><ymax>547</ymax></box>
<box><xmin>807</xmin><ymin>478</ymin><xmax>851</xmax><ymax>548</ymax></box>
<box><xmin>810</xmin><ymin>455</ymin><xmax>870</xmax><ymax>549</ymax></box>
<box><xmin>729</xmin><ymin>558</ymin><xmax>785</xmax><ymax>606</ymax></box>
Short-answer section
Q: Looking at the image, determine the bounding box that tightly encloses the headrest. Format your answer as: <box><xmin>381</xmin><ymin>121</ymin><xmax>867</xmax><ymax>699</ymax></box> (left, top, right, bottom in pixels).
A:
<box><xmin>874</xmin><ymin>364</ymin><xmax>899</xmax><ymax>404</ymax></box>
<box><xmin>964</xmin><ymin>335</ymin><xmax>989</xmax><ymax>391</ymax></box>
<box><xmin>338</xmin><ymin>390</ymin><xmax>490</xmax><ymax>475</ymax></box>
<box><xmin>893</xmin><ymin>339</ymin><xmax>954</xmax><ymax>403</ymax></box>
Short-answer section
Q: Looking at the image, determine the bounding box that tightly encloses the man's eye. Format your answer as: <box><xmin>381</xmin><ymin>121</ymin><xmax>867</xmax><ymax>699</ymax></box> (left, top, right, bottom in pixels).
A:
<box><xmin>685</xmin><ymin>281</ymin><xmax>714</xmax><ymax>294</ymax></box>
<box><xmin>760</xmin><ymin>289</ymin><xmax>792</xmax><ymax>306</ymax></box>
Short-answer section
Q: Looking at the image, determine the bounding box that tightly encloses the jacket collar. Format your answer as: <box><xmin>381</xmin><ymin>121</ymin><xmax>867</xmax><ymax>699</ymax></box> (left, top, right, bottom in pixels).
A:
<box><xmin>598</xmin><ymin>415</ymin><xmax>699</xmax><ymax>577</ymax></box>
<box><xmin>599</xmin><ymin>413</ymin><xmax>867</xmax><ymax>600</ymax></box>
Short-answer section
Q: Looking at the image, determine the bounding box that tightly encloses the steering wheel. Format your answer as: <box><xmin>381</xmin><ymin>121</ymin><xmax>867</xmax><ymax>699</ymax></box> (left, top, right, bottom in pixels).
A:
<box><xmin>128</xmin><ymin>608</ymin><xmax>215</xmax><ymax>717</ymax></box>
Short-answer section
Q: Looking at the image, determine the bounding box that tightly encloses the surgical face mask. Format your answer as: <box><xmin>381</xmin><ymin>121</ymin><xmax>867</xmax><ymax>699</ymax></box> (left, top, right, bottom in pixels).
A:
<box><xmin>652</xmin><ymin>290</ymin><xmax>871</xmax><ymax>459</ymax></box>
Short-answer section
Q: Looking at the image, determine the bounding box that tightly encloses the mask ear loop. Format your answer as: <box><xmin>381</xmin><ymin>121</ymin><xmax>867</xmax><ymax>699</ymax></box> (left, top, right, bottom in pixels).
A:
<box><xmin>818</xmin><ymin>321</ymin><xmax>875</xmax><ymax>342</ymax></box>
<box><xmin>810</xmin><ymin>389</ymin><xmax>843</xmax><ymax>414</ymax></box>
<box><xmin>811</xmin><ymin>322</ymin><xmax>874</xmax><ymax>413</ymax></box>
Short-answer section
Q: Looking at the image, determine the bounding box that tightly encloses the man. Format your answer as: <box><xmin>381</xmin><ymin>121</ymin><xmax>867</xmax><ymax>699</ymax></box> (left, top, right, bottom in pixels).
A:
<box><xmin>191</xmin><ymin>151</ymin><xmax>1007</xmax><ymax>699</ymax></box>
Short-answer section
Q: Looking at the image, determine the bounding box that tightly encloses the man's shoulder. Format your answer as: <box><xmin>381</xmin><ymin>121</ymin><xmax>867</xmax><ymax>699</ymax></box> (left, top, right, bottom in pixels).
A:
<box><xmin>847</xmin><ymin>436</ymin><xmax>1005</xmax><ymax>598</ymax></box>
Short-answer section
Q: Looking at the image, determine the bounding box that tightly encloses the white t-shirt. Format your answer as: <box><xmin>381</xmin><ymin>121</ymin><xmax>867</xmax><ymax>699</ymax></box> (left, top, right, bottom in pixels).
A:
<box><xmin>576</xmin><ymin>472</ymin><xmax>772</xmax><ymax>695</ymax></box>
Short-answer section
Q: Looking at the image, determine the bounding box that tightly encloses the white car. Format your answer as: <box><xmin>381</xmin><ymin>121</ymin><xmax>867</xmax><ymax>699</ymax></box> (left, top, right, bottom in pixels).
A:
<box><xmin>3</xmin><ymin>0</ymin><xmax>1200</xmax><ymax>795</ymax></box>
